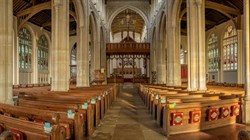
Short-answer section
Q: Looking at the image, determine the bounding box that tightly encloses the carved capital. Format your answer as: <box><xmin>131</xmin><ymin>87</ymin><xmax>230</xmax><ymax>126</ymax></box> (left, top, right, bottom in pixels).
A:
<box><xmin>195</xmin><ymin>0</ymin><xmax>203</xmax><ymax>6</ymax></box>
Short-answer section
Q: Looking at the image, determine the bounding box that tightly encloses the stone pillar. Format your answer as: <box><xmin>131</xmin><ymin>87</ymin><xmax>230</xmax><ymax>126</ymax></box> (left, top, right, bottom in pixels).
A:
<box><xmin>156</xmin><ymin>39</ymin><xmax>162</xmax><ymax>83</ymax></box>
<box><xmin>0</xmin><ymin>0</ymin><xmax>14</xmax><ymax>104</ymax></box>
<box><xmin>187</xmin><ymin>0</ymin><xmax>206</xmax><ymax>91</ymax></box>
<box><xmin>237</xmin><ymin>30</ymin><xmax>244</xmax><ymax>84</ymax></box>
<box><xmin>94</xmin><ymin>19</ymin><xmax>101</xmax><ymax>70</ymax></box>
<box><xmin>174</xmin><ymin>21</ymin><xmax>182</xmax><ymax>86</ymax></box>
<box><xmin>167</xmin><ymin>26</ymin><xmax>174</xmax><ymax>86</ymax></box>
<box><xmin>13</xmin><ymin>17</ymin><xmax>19</xmax><ymax>85</ymax></box>
<box><xmin>150</xmin><ymin>39</ymin><xmax>156</xmax><ymax>83</ymax></box>
<box><xmin>51</xmin><ymin>0</ymin><xmax>69</xmax><ymax>91</ymax></box>
<box><xmin>167</xmin><ymin>24</ymin><xmax>181</xmax><ymax>87</ymax></box>
<box><xmin>107</xmin><ymin>59</ymin><xmax>110</xmax><ymax>78</ymax></box>
<box><xmin>156</xmin><ymin>38</ymin><xmax>166</xmax><ymax>84</ymax></box>
<box><xmin>76</xmin><ymin>26</ymin><xmax>89</xmax><ymax>87</ymax></box>
<box><xmin>32</xmin><ymin>36</ymin><xmax>38</xmax><ymax>84</ymax></box>
<box><xmin>244</xmin><ymin>0</ymin><xmax>250</xmax><ymax>124</ymax></box>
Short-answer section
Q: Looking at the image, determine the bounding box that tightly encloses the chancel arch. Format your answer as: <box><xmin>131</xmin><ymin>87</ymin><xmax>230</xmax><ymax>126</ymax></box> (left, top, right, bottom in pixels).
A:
<box><xmin>107</xmin><ymin>5</ymin><xmax>149</xmax><ymax>32</ymax></box>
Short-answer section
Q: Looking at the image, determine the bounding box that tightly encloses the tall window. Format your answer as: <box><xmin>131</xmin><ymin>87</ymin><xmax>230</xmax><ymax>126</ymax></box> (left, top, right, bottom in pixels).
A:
<box><xmin>180</xmin><ymin>48</ymin><xmax>184</xmax><ymax>64</ymax></box>
<box><xmin>223</xmin><ymin>25</ymin><xmax>238</xmax><ymax>70</ymax></box>
<box><xmin>19</xmin><ymin>27</ymin><xmax>32</xmax><ymax>70</ymax></box>
<box><xmin>38</xmin><ymin>35</ymin><xmax>49</xmax><ymax>71</ymax></box>
<box><xmin>208</xmin><ymin>33</ymin><xmax>218</xmax><ymax>72</ymax></box>
<box><xmin>70</xmin><ymin>44</ymin><xmax>77</xmax><ymax>78</ymax></box>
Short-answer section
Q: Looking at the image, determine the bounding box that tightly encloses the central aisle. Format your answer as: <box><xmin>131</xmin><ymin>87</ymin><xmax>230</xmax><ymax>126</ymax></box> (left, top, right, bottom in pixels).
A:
<box><xmin>90</xmin><ymin>83</ymin><xmax>167</xmax><ymax>140</ymax></box>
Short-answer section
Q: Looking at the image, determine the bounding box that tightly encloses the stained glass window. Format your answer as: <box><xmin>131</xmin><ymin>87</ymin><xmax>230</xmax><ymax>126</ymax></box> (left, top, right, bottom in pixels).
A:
<box><xmin>208</xmin><ymin>33</ymin><xmax>218</xmax><ymax>72</ymax></box>
<box><xmin>18</xmin><ymin>28</ymin><xmax>32</xmax><ymax>70</ymax></box>
<box><xmin>70</xmin><ymin>44</ymin><xmax>77</xmax><ymax>78</ymax></box>
<box><xmin>38</xmin><ymin>35</ymin><xmax>49</xmax><ymax>71</ymax></box>
<box><xmin>180</xmin><ymin>49</ymin><xmax>184</xmax><ymax>64</ymax></box>
<box><xmin>223</xmin><ymin>25</ymin><xmax>237</xmax><ymax>70</ymax></box>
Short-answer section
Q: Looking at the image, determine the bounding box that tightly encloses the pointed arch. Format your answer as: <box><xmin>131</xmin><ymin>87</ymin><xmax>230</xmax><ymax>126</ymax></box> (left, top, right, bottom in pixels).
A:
<box><xmin>108</xmin><ymin>5</ymin><xmax>149</xmax><ymax>30</ymax></box>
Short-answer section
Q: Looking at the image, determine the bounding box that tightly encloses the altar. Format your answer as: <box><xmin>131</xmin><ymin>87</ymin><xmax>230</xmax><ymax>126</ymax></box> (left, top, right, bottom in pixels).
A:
<box><xmin>106</xmin><ymin>37</ymin><xmax>150</xmax><ymax>83</ymax></box>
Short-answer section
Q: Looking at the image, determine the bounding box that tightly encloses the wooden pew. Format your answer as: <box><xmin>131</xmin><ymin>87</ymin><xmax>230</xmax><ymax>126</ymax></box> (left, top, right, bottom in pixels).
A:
<box><xmin>0</xmin><ymin>103</ymin><xmax>76</xmax><ymax>140</ymax></box>
<box><xmin>17</xmin><ymin>84</ymin><xmax>117</xmax><ymax>122</ymax></box>
<box><xmin>18</xmin><ymin>89</ymin><xmax>108</xmax><ymax>127</ymax></box>
<box><xmin>139</xmin><ymin>84</ymin><xmax>243</xmax><ymax>136</ymax></box>
<box><xmin>162</xmin><ymin>98</ymin><xmax>241</xmax><ymax>136</ymax></box>
<box><xmin>17</xmin><ymin>97</ymin><xmax>93</xmax><ymax>138</ymax></box>
<box><xmin>0</xmin><ymin>114</ymin><xmax>66</xmax><ymax>140</ymax></box>
<box><xmin>15</xmin><ymin>84</ymin><xmax>119</xmax><ymax>138</ymax></box>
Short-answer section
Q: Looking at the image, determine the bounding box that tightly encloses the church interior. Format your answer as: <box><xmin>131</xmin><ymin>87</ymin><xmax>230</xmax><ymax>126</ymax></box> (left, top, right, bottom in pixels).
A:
<box><xmin>0</xmin><ymin>0</ymin><xmax>250</xmax><ymax>139</ymax></box>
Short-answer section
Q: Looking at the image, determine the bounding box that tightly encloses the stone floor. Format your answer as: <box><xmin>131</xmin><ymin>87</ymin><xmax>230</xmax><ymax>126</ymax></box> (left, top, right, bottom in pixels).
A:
<box><xmin>90</xmin><ymin>83</ymin><xmax>250</xmax><ymax>140</ymax></box>
<box><xmin>90</xmin><ymin>83</ymin><xmax>166</xmax><ymax>140</ymax></box>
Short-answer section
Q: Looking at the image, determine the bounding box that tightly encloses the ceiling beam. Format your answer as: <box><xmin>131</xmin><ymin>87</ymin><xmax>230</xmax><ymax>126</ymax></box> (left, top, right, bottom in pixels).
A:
<box><xmin>205</xmin><ymin>1</ymin><xmax>241</xmax><ymax>16</ymax></box>
<box><xmin>181</xmin><ymin>16</ymin><xmax>216</xmax><ymax>25</ymax></box>
<box><xmin>43</xmin><ymin>17</ymin><xmax>76</xmax><ymax>27</ymax></box>
<box><xmin>16</xmin><ymin>1</ymin><xmax>51</xmax><ymax>17</ymax></box>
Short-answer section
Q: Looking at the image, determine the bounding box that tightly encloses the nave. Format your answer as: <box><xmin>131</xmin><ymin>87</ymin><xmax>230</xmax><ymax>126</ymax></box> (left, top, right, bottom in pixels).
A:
<box><xmin>91</xmin><ymin>83</ymin><xmax>166</xmax><ymax>140</ymax></box>
<box><xmin>91</xmin><ymin>84</ymin><xmax>249</xmax><ymax>140</ymax></box>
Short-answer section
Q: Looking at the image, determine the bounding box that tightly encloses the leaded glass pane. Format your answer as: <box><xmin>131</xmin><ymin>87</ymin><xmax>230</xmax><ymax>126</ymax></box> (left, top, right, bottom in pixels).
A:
<box><xmin>208</xmin><ymin>33</ymin><xmax>218</xmax><ymax>72</ymax></box>
<box><xmin>18</xmin><ymin>28</ymin><xmax>32</xmax><ymax>70</ymax></box>
<box><xmin>38</xmin><ymin>35</ymin><xmax>49</xmax><ymax>71</ymax></box>
<box><xmin>223</xmin><ymin>25</ymin><xmax>238</xmax><ymax>70</ymax></box>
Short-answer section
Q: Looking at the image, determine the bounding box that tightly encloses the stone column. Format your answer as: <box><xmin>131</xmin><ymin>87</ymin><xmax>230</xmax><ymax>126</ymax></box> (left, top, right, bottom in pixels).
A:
<box><xmin>150</xmin><ymin>38</ymin><xmax>156</xmax><ymax>83</ymax></box>
<box><xmin>167</xmin><ymin>24</ymin><xmax>181</xmax><ymax>87</ymax></box>
<box><xmin>76</xmin><ymin>26</ymin><xmax>89</xmax><ymax>87</ymax></box>
<box><xmin>166</xmin><ymin>23</ymin><xmax>174</xmax><ymax>86</ymax></box>
<box><xmin>32</xmin><ymin>36</ymin><xmax>38</xmax><ymax>84</ymax></box>
<box><xmin>94</xmin><ymin>19</ymin><xmax>101</xmax><ymax>70</ymax></box>
<box><xmin>0</xmin><ymin>0</ymin><xmax>14</xmax><ymax>104</ymax></box>
<box><xmin>187</xmin><ymin>0</ymin><xmax>206</xmax><ymax>91</ymax></box>
<box><xmin>156</xmin><ymin>39</ymin><xmax>163</xmax><ymax>83</ymax></box>
<box><xmin>156</xmin><ymin>38</ymin><xmax>166</xmax><ymax>84</ymax></box>
<box><xmin>244</xmin><ymin>0</ymin><xmax>250</xmax><ymax>124</ymax></box>
<box><xmin>13</xmin><ymin>17</ymin><xmax>19</xmax><ymax>85</ymax></box>
<box><xmin>107</xmin><ymin>58</ymin><xmax>110</xmax><ymax>77</ymax></box>
<box><xmin>51</xmin><ymin>0</ymin><xmax>69</xmax><ymax>91</ymax></box>
<box><xmin>237</xmin><ymin>30</ymin><xmax>244</xmax><ymax>84</ymax></box>
<box><xmin>174</xmin><ymin>21</ymin><xmax>182</xmax><ymax>86</ymax></box>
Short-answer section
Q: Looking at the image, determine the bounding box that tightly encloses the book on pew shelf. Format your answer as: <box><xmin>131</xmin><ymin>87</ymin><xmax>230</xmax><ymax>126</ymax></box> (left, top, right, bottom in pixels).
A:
<box><xmin>44</xmin><ymin>122</ymin><xmax>52</xmax><ymax>133</ymax></box>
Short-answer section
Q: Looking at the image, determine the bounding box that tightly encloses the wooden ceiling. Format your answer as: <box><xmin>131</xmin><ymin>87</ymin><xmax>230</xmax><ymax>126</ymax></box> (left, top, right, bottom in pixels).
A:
<box><xmin>181</xmin><ymin>0</ymin><xmax>244</xmax><ymax>35</ymax></box>
<box><xmin>111</xmin><ymin>9</ymin><xmax>145</xmax><ymax>35</ymax></box>
<box><xmin>13</xmin><ymin>0</ymin><xmax>243</xmax><ymax>36</ymax></box>
<box><xmin>13</xmin><ymin>0</ymin><xmax>76</xmax><ymax>35</ymax></box>
<box><xmin>105</xmin><ymin>0</ymin><xmax>151</xmax><ymax>4</ymax></box>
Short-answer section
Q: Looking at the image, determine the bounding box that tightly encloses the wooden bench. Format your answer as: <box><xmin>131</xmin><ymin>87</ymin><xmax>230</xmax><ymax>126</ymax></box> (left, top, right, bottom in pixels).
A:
<box><xmin>17</xmin><ymin>85</ymin><xmax>118</xmax><ymax>136</ymax></box>
<box><xmin>163</xmin><ymin>98</ymin><xmax>241</xmax><ymax>136</ymax></box>
<box><xmin>0</xmin><ymin>103</ymin><xmax>76</xmax><ymax>140</ymax></box>
<box><xmin>139</xmin><ymin>84</ymin><xmax>243</xmax><ymax>136</ymax></box>
<box><xmin>0</xmin><ymin>114</ymin><xmax>66</xmax><ymax>140</ymax></box>
<box><xmin>17</xmin><ymin>96</ymin><xmax>95</xmax><ymax>138</ymax></box>
<box><xmin>14</xmin><ymin>84</ymin><xmax>119</xmax><ymax>138</ymax></box>
<box><xmin>18</xmin><ymin>88</ymin><xmax>110</xmax><ymax>126</ymax></box>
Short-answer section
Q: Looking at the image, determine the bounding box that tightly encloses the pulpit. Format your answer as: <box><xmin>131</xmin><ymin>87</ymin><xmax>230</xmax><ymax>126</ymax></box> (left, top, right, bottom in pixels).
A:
<box><xmin>93</xmin><ymin>69</ymin><xmax>105</xmax><ymax>85</ymax></box>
